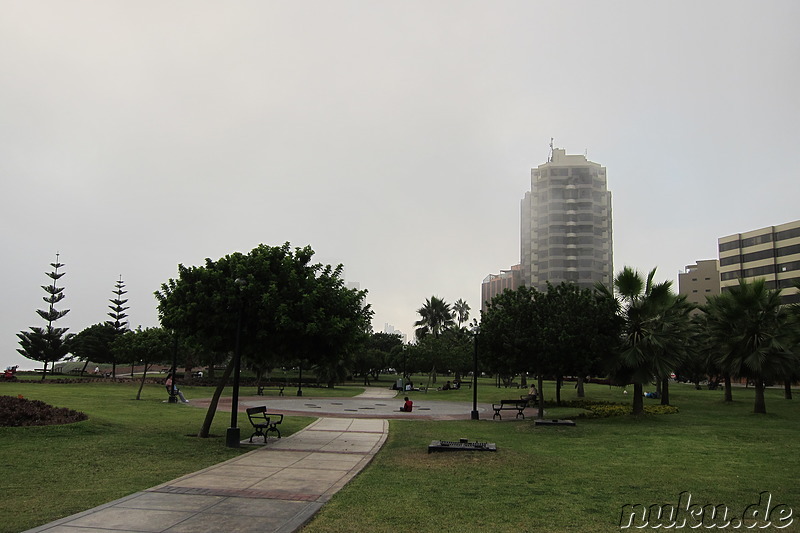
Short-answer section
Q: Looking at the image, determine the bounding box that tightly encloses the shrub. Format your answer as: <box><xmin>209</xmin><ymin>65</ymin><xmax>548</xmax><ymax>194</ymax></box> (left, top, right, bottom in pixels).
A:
<box><xmin>546</xmin><ymin>399</ymin><xmax>679</xmax><ymax>418</ymax></box>
<box><xmin>0</xmin><ymin>395</ymin><xmax>88</xmax><ymax>427</ymax></box>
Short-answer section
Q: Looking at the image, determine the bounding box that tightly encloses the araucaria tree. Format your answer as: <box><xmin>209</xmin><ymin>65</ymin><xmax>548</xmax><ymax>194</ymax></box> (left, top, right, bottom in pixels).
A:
<box><xmin>105</xmin><ymin>275</ymin><xmax>130</xmax><ymax>378</ymax></box>
<box><xmin>17</xmin><ymin>254</ymin><xmax>71</xmax><ymax>380</ymax></box>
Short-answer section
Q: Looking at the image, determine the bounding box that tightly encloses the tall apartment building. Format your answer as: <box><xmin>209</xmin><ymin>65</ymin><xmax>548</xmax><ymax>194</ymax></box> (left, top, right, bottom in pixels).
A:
<box><xmin>718</xmin><ymin>219</ymin><xmax>800</xmax><ymax>304</ymax></box>
<box><xmin>481</xmin><ymin>264</ymin><xmax>523</xmax><ymax>312</ymax></box>
<box><xmin>521</xmin><ymin>147</ymin><xmax>613</xmax><ymax>291</ymax></box>
<box><xmin>678</xmin><ymin>259</ymin><xmax>720</xmax><ymax>306</ymax></box>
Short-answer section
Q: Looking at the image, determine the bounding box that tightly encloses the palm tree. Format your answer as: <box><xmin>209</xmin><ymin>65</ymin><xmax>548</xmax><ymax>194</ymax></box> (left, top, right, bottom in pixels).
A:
<box><xmin>704</xmin><ymin>278</ymin><xmax>795</xmax><ymax>414</ymax></box>
<box><xmin>453</xmin><ymin>298</ymin><xmax>470</xmax><ymax>328</ymax></box>
<box><xmin>600</xmin><ymin>267</ymin><xmax>683</xmax><ymax>415</ymax></box>
<box><xmin>414</xmin><ymin>296</ymin><xmax>454</xmax><ymax>340</ymax></box>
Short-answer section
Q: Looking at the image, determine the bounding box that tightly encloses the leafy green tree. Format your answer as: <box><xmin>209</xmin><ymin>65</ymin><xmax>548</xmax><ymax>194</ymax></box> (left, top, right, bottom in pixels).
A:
<box><xmin>538</xmin><ymin>282</ymin><xmax>621</xmax><ymax>402</ymax></box>
<box><xmin>704</xmin><ymin>278</ymin><xmax>795</xmax><ymax>414</ymax></box>
<box><xmin>70</xmin><ymin>323</ymin><xmax>118</xmax><ymax>376</ymax></box>
<box><xmin>414</xmin><ymin>296</ymin><xmax>454</xmax><ymax>340</ymax></box>
<box><xmin>480</xmin><ymin>286</ymin><xmax>544</xmax><ymax>413</ymax></box>
<box><xmin>155</xmin><ymin>243</ymin><xmax>371</xmax><ymax>437</ymax></box>
<box><xmin>354</xmin><ymin>332</ymin><xmax>403</xmax><ymax>383</ymax></box>
<box><xmin>112</xmin><ymin>327</ymin><xmax>174</xmax><ymax>400</ymax></box>
<box><xmin>17</xmin><ymin>255</ymin><xmax>71</xmax><ymax>380</ymax></box>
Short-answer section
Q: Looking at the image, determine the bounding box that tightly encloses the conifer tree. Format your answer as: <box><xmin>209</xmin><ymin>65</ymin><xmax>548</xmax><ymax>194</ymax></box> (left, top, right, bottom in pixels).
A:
<box><xmin>106</xmin><ymin>275</ymin><xmax>130</xmax><ymax>378</ymax></box>
<box><xmin>17</xmin><ymin>254</ymin><xmax>71</xmax><ymax>380</ymax></box>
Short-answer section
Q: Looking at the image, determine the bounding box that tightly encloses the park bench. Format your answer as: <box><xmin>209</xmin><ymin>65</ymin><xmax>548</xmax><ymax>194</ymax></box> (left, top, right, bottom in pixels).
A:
<box><xmin>492</xmin><ymin>399</ymin><xmax>529</xmax><ymax>420</ymax></box>
<box><xmin>256</xmin><ymin>383</ymin><xmax>285</xmax><ymax>396</ymax></box>
<box><xmin>245</xmin><ymin>406</ymin><xmax>284</xmax><ymax>442</ymax></box>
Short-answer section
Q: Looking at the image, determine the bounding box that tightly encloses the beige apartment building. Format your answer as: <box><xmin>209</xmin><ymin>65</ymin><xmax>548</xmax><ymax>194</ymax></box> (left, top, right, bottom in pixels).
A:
<box><xmin>678</xmin><ymin>259</ymin><xmax>720</xmax><ymax>306</ymax></box>
<box><xmin>520</xmin><ymin>148</ymin><xmax>613</xmax><ymax>291</ymax></box>
<box><xmin>481</xmin><ymin>264</ymin><xmax>523</xmax><ymax>312</ymax></box>
<box><xmin>718</xmin><ymin>219</ymin><xmax>800</xmax><ymax>304</ymax></box>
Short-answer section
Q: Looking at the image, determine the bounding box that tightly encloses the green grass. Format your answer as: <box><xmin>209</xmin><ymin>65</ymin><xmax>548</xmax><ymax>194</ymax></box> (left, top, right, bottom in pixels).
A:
<box><xmin>302</xmin><ymin>383</ymin><xmax>800</xmax><ymax>533</ymax></box>
<box><xmin>0</xmin><ymin>381</ymin><xmax>315</xmax><ymax>533</ymax></box>
<box><xmin>3</xmin><ymin>380</ymin><xmax>799</xmax><ymax>532</ymax></box>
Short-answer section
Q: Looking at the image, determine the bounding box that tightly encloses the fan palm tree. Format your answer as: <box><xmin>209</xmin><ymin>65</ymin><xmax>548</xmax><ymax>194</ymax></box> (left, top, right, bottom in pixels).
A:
<box><xmin>453</xmin><ymin>298</ymin><xmax>470</xmax><ymax>328</ymax></box>
<box><xmin>414</xmin><ymin>296</ymin><xmax>454</xmax><ymax>340</ymax></box>
<box><xmin>704</xmin><ymin>278</ymin><xmax>795</xmax><ymax>414</ymax></box>
<box><xmin>599</xmin><ymin>267</ymin><xmax>683</xmax><ymax>415</ymax></box>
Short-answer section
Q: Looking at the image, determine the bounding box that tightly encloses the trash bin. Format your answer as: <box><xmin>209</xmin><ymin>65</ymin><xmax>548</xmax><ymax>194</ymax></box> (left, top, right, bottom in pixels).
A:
<box><xmin>396</xmin><ymin>378</ymin><xmax>404</xmax><ymax>391</ymax></box>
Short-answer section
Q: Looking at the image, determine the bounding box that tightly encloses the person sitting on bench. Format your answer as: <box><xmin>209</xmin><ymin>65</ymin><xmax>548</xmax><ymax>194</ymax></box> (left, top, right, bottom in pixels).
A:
<box><xmin>400</xmin><ymin>396</ymin><xmax>413</xmax><ymax>412</ymax></box>
<box><xmin>522</xmin><ymin>383</ymin><xmax>538</xmax><ymax>401</ymax></box>
<box><xmin>165</xmin><ymin>374</ymin><xmax>189</xmax><ymax>403</ymax></box>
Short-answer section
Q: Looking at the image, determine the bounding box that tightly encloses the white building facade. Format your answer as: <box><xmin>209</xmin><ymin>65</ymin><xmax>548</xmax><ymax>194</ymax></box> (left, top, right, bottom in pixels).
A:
<box><xmin>521</xmin><ymin>148</ymin><xmax>613</xmax><ymax>291</ymax></box>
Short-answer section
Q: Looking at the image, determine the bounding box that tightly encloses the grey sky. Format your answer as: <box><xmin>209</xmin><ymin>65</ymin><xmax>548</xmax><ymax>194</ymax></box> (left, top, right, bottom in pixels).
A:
<box><xmin>2</xmin><ymin>1</ymin><xmax>799</xmax><ymax>370</ymax></box>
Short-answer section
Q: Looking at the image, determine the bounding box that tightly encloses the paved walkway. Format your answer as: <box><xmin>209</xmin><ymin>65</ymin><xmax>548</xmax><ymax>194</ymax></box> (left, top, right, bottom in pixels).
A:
<box><xmin>25</xmin><ymin>389</ymin><xmax>393</xmax><ymax>533</ymax></box>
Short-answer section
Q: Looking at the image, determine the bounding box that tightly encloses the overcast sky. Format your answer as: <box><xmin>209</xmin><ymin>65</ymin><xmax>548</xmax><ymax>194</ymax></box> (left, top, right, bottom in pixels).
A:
<box><xmin>2</xmin><ymin>1</ymin><xmax>799</xmax><ymax>371</ymax></box>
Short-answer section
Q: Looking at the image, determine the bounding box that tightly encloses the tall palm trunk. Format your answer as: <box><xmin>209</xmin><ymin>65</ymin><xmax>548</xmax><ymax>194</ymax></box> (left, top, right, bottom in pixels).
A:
<box><xmin>784</xmin><ymin>380</ymin><xmax>793</xmax><ymax>400</ymax></box>
<box><xmin>660</xmin><ymin>377</ymin><xmax>670</xmax><ymax>406</ymax></box>
<box><xmin>633</xmin><ymin>383</ymin><xmax>644</xmax><ymax>415</ymax></box>
<box><xmin>753</xmin><ymin>379</ymin><xmax>767</xmax><ymax>414</ymax></box>
<box><xmin>723</xmin><ymin>373</ymin><xmax>733</xmax><ymax>402</ymax></box>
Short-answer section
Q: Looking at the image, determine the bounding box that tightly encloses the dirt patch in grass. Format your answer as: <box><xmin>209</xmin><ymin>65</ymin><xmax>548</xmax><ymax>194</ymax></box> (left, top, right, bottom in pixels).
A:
<box><xmin>0</xmin><ymin>395</ymin><xmax>88</xmax><ymax>426</ymax></box>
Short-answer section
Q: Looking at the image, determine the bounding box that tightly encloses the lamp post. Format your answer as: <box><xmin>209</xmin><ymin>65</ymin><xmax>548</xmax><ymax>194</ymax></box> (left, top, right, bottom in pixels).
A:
<box><xmin>471</xmin><ymin>322</ymin><xmax>480</xmax><ymax>420</ymax></box>
<box><xmin>168</xmin><ymin>332</ymin><xmax>179</xmax><ymax>404</ymax></box>
<box><xmin>226</xmin><ymin>278</ymin><xmax>246</xmax><ymax>448</ymax></box>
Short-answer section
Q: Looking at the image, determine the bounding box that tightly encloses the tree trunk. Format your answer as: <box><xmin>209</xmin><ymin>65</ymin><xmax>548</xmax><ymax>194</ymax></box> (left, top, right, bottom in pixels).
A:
<box><xmin>660</xmin><ymin>377</ymin><xmax>670</xmax><ymax>406</ymax></box>
<box><xmin>632</xmin><ymin>383</ymin><xmax>644</xmax><ymax>415</ymax></box>
<box><xmin>537</xmin><ymin>374</ymin><xmax>544</xmax><ymax>419</ymax></box>
<box><xmin>784</xmin><ymin>380</ymin><xmax>793</xmax><ymax>400</ymax></box>
<box><xmin>576</xmin><ymin>376</ymin><xmax>585</xmax><ymax>398</ymax></box>
<box><xmin>80</xmin><ymin>359</ymin><xmax>89</xmax><ymax>377</ymax></box>
<box><xmin>112</xmin><ymin>361</ymin><xmax>117</xmax><ymax>380</ymax></box>
<box><xmin>555</xmin><ymin>376</ymin><xmax>562</xmax><ymax>406</ymax></box>
<box><xmin>198</xmin><ymin>358</ymin><xmax>234</xmax><ymax>438</ymax></box>
<box><xmin>753</xmin><ymin>379</ymin><xmax>767</xmax><ymax>414</ymax></box>
<box><xmin>136</xmin><ymin>361</ymin><xmax>153</xmax><ymax>400</ymax></box>
<box><xmin>724</xmin><ymin>373</ymin><xmax>733</xmax><ymax>402</ymax></box>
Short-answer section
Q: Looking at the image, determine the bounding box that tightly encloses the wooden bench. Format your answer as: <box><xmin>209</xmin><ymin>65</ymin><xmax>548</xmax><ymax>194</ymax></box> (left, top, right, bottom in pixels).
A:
<box><xmin>492</xmin><ymin>399</ymin><xmax>529</xmax><ymax>420</ymax></box>
<box><xmin>256</xmin><ymin>384</ymin><xmax>285</xmax><ymax>396</ymax></box>
<box><xmin>245</xmin><ymin>406</ymin><xmax>284</xmax><ymax>442</ymax></box>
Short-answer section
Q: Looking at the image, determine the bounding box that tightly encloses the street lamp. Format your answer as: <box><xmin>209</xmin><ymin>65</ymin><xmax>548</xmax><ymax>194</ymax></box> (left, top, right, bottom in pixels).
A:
<box><xmin>226</xmin><ymin>278</ymin><xmax>246</xmax><ymax>448</ymax></box>
<box><xmin>471</xmin><ymin>321</ymin><xmax>480</xmax><ymax>420</ymax></box>
<box><xmin>168</xmin><ymin>332</ymin><xmax>179</xmax><ymax>404</ymax></box>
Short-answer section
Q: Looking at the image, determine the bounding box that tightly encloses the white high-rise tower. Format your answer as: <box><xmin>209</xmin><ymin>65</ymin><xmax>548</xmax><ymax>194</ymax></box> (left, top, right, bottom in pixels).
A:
<box><xmin>521</xmin><ymin>147</ymin><xmax>613</xmax><ymax>290</ymax></box>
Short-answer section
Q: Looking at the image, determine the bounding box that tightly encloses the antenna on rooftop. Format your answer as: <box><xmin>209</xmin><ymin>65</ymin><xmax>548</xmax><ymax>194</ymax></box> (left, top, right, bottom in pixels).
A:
<box><xmin>547</xmin><ymin>138</ymin><xmax>554</xmax><ymax>163</ymax></box>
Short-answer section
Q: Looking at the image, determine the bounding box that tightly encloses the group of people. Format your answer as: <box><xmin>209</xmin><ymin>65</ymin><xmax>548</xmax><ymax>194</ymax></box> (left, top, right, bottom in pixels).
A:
<box><xmin>440</xmin><ymin>379</ymin><xmax>462</xmax><ymax>391</ymax></box>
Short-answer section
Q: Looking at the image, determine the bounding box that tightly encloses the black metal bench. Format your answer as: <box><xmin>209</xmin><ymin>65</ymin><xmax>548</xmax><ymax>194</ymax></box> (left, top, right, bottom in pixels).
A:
<box><xmin>256</xmin><ymin>383</ymin><xmax>285</xmax><ymax>396</ymax></box>
<box><xmin>245</xmin><ymin>406</ymin><xmax>284</xmax><ymax>442</ymax></box>
<box><xmin>492</xmin><ymin>399</ymin><xmax>529</xmax><ymax>420</ymax></box>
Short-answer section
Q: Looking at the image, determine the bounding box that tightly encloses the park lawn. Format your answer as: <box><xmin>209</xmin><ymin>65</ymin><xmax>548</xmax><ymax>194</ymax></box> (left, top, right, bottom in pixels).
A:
<box><xmin>302</xmin><ymin>383</ymin><xmax>800</xmax><ymax>533</ymax></box>
<box><xmin>0</xmin><ymin>381</ymin><xmax>315</xmax><ymax>533</ymax></box>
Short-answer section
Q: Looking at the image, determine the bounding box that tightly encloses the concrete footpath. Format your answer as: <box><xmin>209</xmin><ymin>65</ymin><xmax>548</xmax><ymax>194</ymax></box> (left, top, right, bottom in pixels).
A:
<box><xmin>25</xmin><ymin>391</ymin><xmax>392</xmax><ymax>533</ymax></box>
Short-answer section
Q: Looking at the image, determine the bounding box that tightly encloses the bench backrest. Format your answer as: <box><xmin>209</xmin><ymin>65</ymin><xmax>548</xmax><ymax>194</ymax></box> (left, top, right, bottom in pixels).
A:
<box><xmin>247</xmin><ymin>406</ymin><xmax>267</xmax><ymax>416</ymax></box>
<box><xmin>500</xmin><ymin>399</ymin><xmax>527</xmax><ymax>406</ymax></box>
